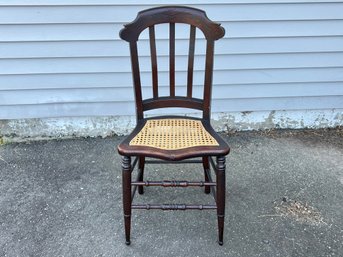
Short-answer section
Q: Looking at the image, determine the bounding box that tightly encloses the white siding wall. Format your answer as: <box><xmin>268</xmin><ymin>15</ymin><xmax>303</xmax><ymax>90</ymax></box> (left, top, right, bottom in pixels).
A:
<box><xmin>0</xmin><ymin>0</ymin><xmax>343</xmax><ymax>123</ymax></box>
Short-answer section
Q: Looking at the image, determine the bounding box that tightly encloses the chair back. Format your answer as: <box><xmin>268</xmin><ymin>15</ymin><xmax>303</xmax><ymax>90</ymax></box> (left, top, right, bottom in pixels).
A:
<box><xmin>120</xmin><ymin>6</ymin><xmax>225</xmax><ymax>120</ymax></box>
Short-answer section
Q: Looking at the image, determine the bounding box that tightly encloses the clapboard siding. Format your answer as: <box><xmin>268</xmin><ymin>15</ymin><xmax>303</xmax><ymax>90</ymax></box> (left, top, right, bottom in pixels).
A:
<box><xmin>2</xmin><ymin>53</ymin><xmax>343</xmax><ymax>75</ymax></box>
<box><xmin>2</xmin><ymin>37</ymin><xmax>343</xmax><ymax>58</ymax></box>
<box><xmin>2</xmin><ymin>82</ymin><xmax>343</xmax><ymax>106</ymax></box>
<box><xmin>1</xmin><ymin>3</ymin><xmax>343</xmax><ymax>24</ymax></box>
<box><xmin>1</xmin><ymin>68</ymin><xmax>343</xmax><ymax>91</ymax></box>
<box><xmin>2</xmin><ymin>20</ymin><xmax>343</xmax><ymax>42</ymax></box>
<box><xmin>0</xmin><ymin>0</ymin><xmax>343</xmax><ymax>119</ymax></box>
<box><xmin>0</xmin><ymin>0</ymin><xmax>342</xmax><ymax>6</ymax></box>
<box><xmin>2</xmin><ymin>96</ymin><xmax>343</xmax><ymax>119</ymax></box>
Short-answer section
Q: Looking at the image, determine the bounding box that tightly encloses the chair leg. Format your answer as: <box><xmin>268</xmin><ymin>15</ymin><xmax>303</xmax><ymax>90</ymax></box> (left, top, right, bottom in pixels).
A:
<box><xmin>202</xmin><ymin>156</ymin><xmax>211</xmax><ymax>194</ymax></box>
<box><xmin>122</xmin><ymin>156</ymin><xmax>132</xmax><ymax>245</ymax></box>
<box><xmin>138</xmin><ymin>156</ymin><xmax>145</xmax><ymax>195</ymax></box>
<box><xmin>216</xmin><ymin>156</ymin><xmax>226</xmax><ymax>246</ymax></box>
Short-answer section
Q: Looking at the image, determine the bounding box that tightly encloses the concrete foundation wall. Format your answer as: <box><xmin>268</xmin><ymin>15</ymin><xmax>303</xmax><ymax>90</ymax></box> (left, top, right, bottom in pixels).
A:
<box><xmin>1</xmin><ymin>109</ymin><xmax>342</xmax><ymax>142</ymax></box>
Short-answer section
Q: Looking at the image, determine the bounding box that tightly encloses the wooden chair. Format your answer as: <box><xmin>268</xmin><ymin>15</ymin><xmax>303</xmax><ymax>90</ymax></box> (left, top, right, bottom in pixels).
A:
<box><xmin>117</xmin><ymin>6</ymin><xmax>230</xmax><ymax>245</ymax></box>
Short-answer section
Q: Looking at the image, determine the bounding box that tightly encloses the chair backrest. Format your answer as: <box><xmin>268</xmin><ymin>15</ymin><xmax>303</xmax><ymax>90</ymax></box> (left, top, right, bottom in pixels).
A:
<box><xmin>120</xmin><ymin>6</ymin><xmax>225</xmax><ymax>120</ymax></box>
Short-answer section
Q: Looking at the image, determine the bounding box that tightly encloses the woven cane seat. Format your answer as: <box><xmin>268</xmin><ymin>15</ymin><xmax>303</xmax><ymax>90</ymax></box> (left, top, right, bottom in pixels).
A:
<box><xmin>130</xmin><ymin>119</ymin><xmax>219</xmax><ymax>150</ymax></box>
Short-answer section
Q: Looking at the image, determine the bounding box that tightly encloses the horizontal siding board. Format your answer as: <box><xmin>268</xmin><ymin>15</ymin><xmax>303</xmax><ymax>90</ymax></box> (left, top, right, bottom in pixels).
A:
<box><xmin>1</xmin><ymin>67</ymin><xmax>343</xmax><ymax>90</ymax></box>
<box><xmin>0</xmin><ymin>24</ymin><xmax>120</xmax><ymax>42</ymax></box>
<box><xmin>1</xmin><ymin>96</ymin><xmax>342</xmax><ymax>119</ymax></box>
<box><xmin>226</xmin><ymin>20</ymin><xmax>343</xmax><ymax>38</ymax></box>
<box><xmin>1</xmin><ymin>53</ymin><xmax>343</xmax><ymax>75</ymax></box>
<box><xmin>0</xmin><ymin>88</ymin><xmax>136</xmax><ymax>105</ymax></box>
<box><xmin>211</xmin><ymin>68</ymin><xmax>343</xmax><ymax>85</ymax></box>
<box><xmin>1</xmin><ymin>3</ymin><xmax>343</xmax><ymax>24</ymax></box>
<box><xmin>0</xmin><ymin>40</ymin><xmax>130</xmax><ymax>58</ymax></box>
<box><xmin>2</xmin><ymin>20</ymin><xmax>343</xmax><ymax>42</ymax></box>
<box><xmin>0</xmin><ymin>0</ymin><xmax>342</xmax><ymax>6</ymax></box>
<box><xmin>213</xmin><ymin>95</ymin><xmax>343</xmax><ymax>112</ymax></box>
<box><xmin>215</xmin><ymin>36</ymin><xmax>343</xmax><ymax>55</ymax></box>
<box><xmin>216</xmin><ymin>82</ymin><xmax>343</xmax><ymax>99</ymax></box>
<box><xmin>0</xmin><ymin>102</ymin><xmax>135</xmax><ymax>119</ymax></box>
<box><xmin>1</xmin><ymin>82</ymin><xmax>343</xmax><ymax>105</ymax></box>
<box><xmin>1</xmin><ymin>36</ymin><xmax>343</xmax><ymax>58</ymax></box>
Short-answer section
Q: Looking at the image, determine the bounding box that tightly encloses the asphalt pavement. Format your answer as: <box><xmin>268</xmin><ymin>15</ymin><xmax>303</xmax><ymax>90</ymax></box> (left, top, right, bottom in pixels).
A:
<box><xmin>0</xmin><ymin>129</ymin><xmax>342</xmax><ymax>257</ymax></box>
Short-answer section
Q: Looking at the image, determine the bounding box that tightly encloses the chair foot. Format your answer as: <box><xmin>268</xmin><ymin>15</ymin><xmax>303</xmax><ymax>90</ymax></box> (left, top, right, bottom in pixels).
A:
<box><xmin>217</xmin><ymin>215</ymin><xmax>224</xmax><ymax>246</ymax></box>
<box><xmin>124</xmin><ymin>215</ymin><xmax>131</xmax><ymax>246</ymax></box>
<box><xmin>138</xmin><ymin>188</ymin><xmax>144</xmax><ymax>195</ymax></box>
<box><xmin>204</xmin><ymin>187</ymin><xmax>211</xmax><ymax>194</ymax></box>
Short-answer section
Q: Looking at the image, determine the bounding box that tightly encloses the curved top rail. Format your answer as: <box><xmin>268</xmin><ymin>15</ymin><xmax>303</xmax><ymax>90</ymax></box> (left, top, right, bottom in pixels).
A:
<box><xmin>119</xmin><ymin>6</ymin><xmax>225</xmax><ymax>42</ymax></box>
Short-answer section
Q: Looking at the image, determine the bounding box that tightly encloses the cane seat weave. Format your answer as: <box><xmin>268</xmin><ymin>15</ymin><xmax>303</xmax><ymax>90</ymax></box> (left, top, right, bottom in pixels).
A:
<box><xmin>129</xmin><ymin>119</ymin><xmax>219</xmax><ymax>150</ymax></box>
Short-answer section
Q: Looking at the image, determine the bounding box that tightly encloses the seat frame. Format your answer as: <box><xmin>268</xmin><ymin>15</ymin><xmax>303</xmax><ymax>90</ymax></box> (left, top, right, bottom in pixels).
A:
<box><xmin>117</xmin><ymin>6</ymin><xmax>230</xmax><ymax>245</ymax></box>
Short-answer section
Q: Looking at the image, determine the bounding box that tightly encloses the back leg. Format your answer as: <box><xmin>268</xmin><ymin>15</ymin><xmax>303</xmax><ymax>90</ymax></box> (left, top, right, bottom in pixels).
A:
<box><xmin>138</xmin><ymin>156</ymin><xmax>145</xmax><ymax>194</ymax></box>
<box><xmin>202</xmin><ymin>156</ymin><xmax>211</xmax><ymax>194</ymax></box>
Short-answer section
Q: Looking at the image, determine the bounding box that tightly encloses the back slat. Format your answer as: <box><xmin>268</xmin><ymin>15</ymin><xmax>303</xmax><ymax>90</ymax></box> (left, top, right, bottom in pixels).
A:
<box><xmin>203</xmin><ymin>40</ymin><xmax>215</xmax><ymax>120</ymax></box>
<box><xmin>169</xmin><ymin>22</ymin><xmax>175</xmax><ymax>97</ymax></box>
<box><xmin>129</xmin><ymin>41</ymin><xmax>143</xmax><ymax>120</ymax></box>
<box><xmin>149</xmin><ymin>26</ymin><xmax>158</xmax><ymax>99</ymax></box>
<box><xmin>143</xmin><ymin>96</ymin><xmax>203</xmax><ymax>111</ymax></box>
<box><xmin>187</xmin><ymin>25</ymin><xmax>196</xmax><ymax>98</ymax></box>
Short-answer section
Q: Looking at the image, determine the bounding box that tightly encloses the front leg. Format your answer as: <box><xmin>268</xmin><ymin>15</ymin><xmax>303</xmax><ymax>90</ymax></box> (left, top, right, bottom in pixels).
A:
<box><xmin>216</xmin><ymin>156</ymin><xmax>226</xmax><ymax>245</ymax></box>
<box><xmin>122</xmin><ymin>156</ymin><xmax>132</xmax><ymax>245</ymax></box>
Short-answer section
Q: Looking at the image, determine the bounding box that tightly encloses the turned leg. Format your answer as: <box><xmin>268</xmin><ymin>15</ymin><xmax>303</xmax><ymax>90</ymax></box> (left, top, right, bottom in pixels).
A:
<box><xmin>137</xmin><ymin>156</ymin><xmax>145</xmax><ymax>194</ymax></box>
<box><xmin>202</xmin><ymin>156</ymin><xmax>211</xmax><ymax>194</ymax></box>
<box><xmin>216</xmin><ymin>156</ymin><xmax>226</xmax><ymax>245</ymax></box>
<box><xmin>122</xmin><ymin>156</ymin><xmax>132</xmax><ymax>245</ymax></box>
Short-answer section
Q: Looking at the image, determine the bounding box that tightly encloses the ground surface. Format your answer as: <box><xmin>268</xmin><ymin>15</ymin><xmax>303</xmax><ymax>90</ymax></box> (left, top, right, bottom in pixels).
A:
<box><xmin>0</xmin><ymin>128</ymin><xmax>342</xmax><ymax>257</ymax></box>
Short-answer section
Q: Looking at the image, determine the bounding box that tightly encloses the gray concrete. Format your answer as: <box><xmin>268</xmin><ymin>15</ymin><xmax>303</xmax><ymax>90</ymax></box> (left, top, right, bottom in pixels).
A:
<box><xmin>1</xmin><ymin>109</ymin><xmax>343</xmax><ymax>142</ymax></box>
<box><xmin>0</xmin><ymin>130</ymin><xmax>342</xmax><ymax>257</ymax></box>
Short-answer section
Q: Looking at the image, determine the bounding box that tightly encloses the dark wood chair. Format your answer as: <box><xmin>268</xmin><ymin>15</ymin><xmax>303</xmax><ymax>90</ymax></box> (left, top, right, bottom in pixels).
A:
<box><xmin>117</xmin><ymin>6</ymin><xmax>230</xmax><ymax>245</ymax></box>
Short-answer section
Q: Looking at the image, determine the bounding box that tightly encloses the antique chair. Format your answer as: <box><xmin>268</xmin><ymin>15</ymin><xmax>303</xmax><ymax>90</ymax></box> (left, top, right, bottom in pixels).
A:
<box><xmin>117</xmin><ymin>6</ymin><xmax>230</xmax><ymax>245</ymax></box>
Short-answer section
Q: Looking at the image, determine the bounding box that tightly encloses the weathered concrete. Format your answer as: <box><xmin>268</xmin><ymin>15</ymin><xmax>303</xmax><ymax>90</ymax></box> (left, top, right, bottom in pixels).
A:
<box><xmin>0</xmin><ymin>129</ymin><xmax>342</xmax><ymax>256</ymax></box>
<box><xmin>1</xmin><ymin>109</ymin><xmax>342</xmax><ymax>142</ymax></box>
